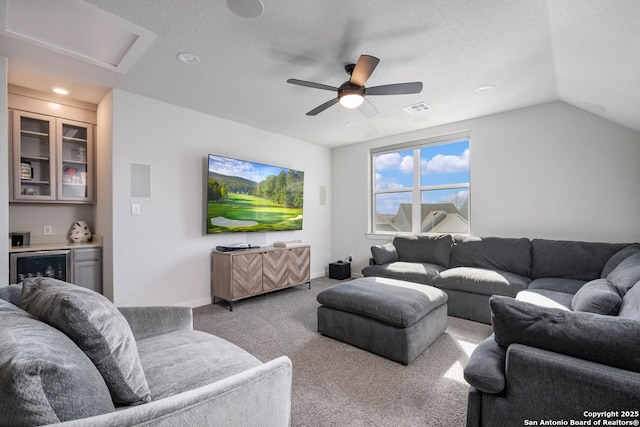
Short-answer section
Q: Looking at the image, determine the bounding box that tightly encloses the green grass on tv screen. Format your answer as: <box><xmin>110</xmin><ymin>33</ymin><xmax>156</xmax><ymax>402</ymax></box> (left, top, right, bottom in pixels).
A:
<box><xmin>207</xmin><ymin>193</ymin><xmax>303</xmax><ymax>233</ymax></box>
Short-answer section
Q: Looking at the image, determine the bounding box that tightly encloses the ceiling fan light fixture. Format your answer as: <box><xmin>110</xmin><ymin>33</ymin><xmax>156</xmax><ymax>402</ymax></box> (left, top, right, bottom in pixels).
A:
<box><xmin>339</xmin><ymin>93</ymin><xmax>364</xmax><ymax>109</ymax></box>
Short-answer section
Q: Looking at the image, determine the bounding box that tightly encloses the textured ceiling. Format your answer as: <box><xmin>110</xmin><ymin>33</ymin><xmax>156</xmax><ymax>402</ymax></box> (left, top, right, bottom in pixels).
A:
<box><xmin>0</xmin><ymin>0</ymin><xmax>638</xmax><ymax>147</ymax></box>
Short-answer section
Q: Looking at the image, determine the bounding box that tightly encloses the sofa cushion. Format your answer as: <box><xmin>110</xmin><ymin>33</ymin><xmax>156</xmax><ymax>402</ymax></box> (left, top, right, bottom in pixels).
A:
<box><xmin>490</xmin><ymin>295</ymin><xmax>640</xmax><ymax>372</ymax></box>
<box><xmin>463</xmin><ymin>335</ymin><xmax>506</xmax><ymax>394</ymax></box>
<box><xmin>21</xmin><ymin>278</ymin><xmax>151</xmax><ymax>405</ymax></box>
<box><xmin>362</xmin><ymin>261</ymin><xmax>446</xmax><ymax>285</ymax></box>
<box><xmin>450</xmin><ymin>236</ymin><xmax>531</xmax><ymax>277</ymax></box>
<box><xmin>137</xmin><ymin>330</ymin><xmax>261</xmax><ymax>401</ymax></box>
<box><xmin>317</xmin><ymin>277</ymin><xmax>448</xmax><ymax>328</ymax></box>
<box><xmin>371</xmin><ymin>242</ymin><xmax>398</xmax><ymax>265</ymax></box>
<box><xmin>606</xmin><ymin>252</ymin><xmax>640</xmax><ymax>297</ymax></box>
<box><xmin>392</xmin><ymin>234</ymin><xmax>452</xmax><ymax>267</ymax></box>
<box><xmin>516</xmin><ymin>289</ymin><xmax>573</xmax><ymax>310</ymax></box>
<box><xmin>619</xmin><ymin>280</ymin><xmax>640</xmax><ymax>320</ymax></box>
<box><xmin>0</xmin><ymin>299</ymin><xmax>115</xmax><ymax>425</ymax></box>
<box><xmin>571</xmin><ymin>278</ymin><xmax>622</xmax><ymax>315</ymax></box>
<box><xmin>601</xmin><ymin>243</ymin><xmax>640</xmax><ymax>277</ymax></box>
<box><xmin>527</xmin><ymin>277</ymin><xmax>587</xmax><ymax>294</ymax></box>
<box><xmin>530</xmin><ymin>239</ymin><xmax>628</xmax><ymax>281</ymax></box>
<box><xmin>435</xmin><ymin>267</ymin><xmax>530</xmax><ymax>297</ymax></box>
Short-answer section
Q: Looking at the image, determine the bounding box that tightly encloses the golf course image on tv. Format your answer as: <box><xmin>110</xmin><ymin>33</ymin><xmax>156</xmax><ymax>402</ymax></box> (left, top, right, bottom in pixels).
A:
<box><xmin>206</xmin><ymin>154</ymin><xmax>304</xmax><ymax>234</ymax></box>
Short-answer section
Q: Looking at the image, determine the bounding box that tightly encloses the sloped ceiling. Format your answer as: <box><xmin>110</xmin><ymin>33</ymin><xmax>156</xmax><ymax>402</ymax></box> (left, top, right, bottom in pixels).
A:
<box><xmin>0</xmin><ymin>0</ymin><xmax>638</xmax><ymax>147</ymax></box>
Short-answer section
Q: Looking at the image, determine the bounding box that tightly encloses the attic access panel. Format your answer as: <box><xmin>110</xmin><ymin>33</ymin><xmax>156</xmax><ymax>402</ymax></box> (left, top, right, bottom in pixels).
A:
<box><xmin>2</xmin><ymin>0</ymin><xmax>156</xmax><ymax>73</ymax></box>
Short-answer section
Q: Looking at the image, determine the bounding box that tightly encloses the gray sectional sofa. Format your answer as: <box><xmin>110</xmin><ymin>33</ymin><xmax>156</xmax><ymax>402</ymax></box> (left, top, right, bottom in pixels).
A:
<box><xmin>464</xmin><ymin>279</ymin><xmax>640</xmax><ymax>425</ymax></box>
<box><xmin>0</xmin><ymin>278</ymin><xmax>292</xmax><ymax>426</ymax></box>
<box><xmin>363</xmin><ymin>234</ymin><xmax>640</xmax><ymax>425</ymax></box>
<box><xmin>363</xmin><ymin>234</ymin><xmax>639</xmax><ymax>323</ymax></box>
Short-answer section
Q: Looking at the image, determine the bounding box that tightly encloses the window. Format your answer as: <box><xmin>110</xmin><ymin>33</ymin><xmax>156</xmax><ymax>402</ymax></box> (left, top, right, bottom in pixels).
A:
<box><xmin>371</xmin><ymin>133</ymin><xmax>470</xmax><ymax>235</ymax></box>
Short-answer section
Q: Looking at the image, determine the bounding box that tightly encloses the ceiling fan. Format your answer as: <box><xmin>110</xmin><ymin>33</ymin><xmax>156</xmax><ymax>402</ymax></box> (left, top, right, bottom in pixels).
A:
<box><xmin>287</xmin><ymin>54</ymin><xmax>423</xmax><ymax>117</ymax></box>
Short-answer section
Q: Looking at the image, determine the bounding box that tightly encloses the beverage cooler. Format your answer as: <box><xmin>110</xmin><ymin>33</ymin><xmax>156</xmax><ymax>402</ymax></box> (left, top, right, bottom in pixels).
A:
<box><xmin>9</xmin><ymin>250</ymin><xmax>71</xmax><ymax>284</ymax></box>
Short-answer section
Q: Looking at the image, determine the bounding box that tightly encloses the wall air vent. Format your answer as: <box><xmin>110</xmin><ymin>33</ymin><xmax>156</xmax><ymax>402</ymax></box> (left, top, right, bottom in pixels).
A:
<box><xmin>403</xmin><ymin>102</ymin><xmax>432</xmax><ymax>114</ymax></box>
<box><xmin>2</xmin><ymin>0</ymin><xmax>156</xmax><ymax>74</ymax></box>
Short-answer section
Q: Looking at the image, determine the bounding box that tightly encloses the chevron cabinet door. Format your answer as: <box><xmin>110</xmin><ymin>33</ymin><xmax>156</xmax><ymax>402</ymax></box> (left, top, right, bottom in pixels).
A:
<box><xmin>263</xmin><ymin>249</ymin><xmax>289</xmax><ymax>291</ymax></box>
<box><xmin>288</xmin><ymin>246</ymin><xmax>310</xmax><ymax>284</ymax></box>
<box><xmin>231</xmin><ymin>252</ymin><xmax>263</xmax><ymax>297</ymax></box>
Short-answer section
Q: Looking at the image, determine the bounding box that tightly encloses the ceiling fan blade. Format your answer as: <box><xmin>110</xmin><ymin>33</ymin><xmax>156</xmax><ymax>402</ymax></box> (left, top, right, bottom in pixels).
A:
<box><xmin>287</xmin><ymin>79</ymin><xmax>338</xmax><ymax>92</ymax></box>
<box><xmin>350</xmin><ymin>55</ymin><xmax>380</xmax><ymax>87</ymax></box>
<box><xmin>359</xmin><ymin>98</ymin><xmax>379</xmax><ymax>118</ymax></box>
<box><xmin>366</xmin><ymin>82</ymin><xmax>423</xmax><ymax>95</ymax></box>
<box><xmin>306</xmin><ymin>98</ymin><xmax>339</xmax><ymax>116</ymax></box>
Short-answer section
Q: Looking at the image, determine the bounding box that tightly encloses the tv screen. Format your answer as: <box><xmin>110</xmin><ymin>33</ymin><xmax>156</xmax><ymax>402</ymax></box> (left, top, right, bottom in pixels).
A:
<box><xmin>205</xmin><ymin>154</ymin><xmax>304</xmax><ymax>234</ymax></box>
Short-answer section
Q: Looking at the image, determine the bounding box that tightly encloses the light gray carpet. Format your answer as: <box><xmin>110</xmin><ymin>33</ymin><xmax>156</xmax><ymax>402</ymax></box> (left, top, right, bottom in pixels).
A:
<box><xmin>193</xmin><ymin>277</ymin><xmax>493</xmax><ymax>427</ymax></box>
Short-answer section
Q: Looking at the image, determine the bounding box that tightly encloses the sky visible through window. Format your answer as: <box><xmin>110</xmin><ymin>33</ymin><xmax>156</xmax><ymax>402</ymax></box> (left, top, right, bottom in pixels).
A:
<box><xmin>374</xmin><ymin>140</ymin><xmax>469</xmax><ymax>215</ymax></box>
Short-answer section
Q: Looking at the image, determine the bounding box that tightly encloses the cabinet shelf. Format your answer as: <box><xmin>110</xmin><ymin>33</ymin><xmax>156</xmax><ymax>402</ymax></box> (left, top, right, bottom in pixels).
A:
<box><xmin>21</xmin><ymin>130</ymin><xmax>49</xmax><ymax>137</ymax></box>
<box><xmin>21</xmin><ymin>180</ymin><xmax>49</xmax><ymax>184</ymax></box>
<box><xmin>21</xmin><ymin>155</ymin><xmax>50</xmax><ymax>161</ymax></box>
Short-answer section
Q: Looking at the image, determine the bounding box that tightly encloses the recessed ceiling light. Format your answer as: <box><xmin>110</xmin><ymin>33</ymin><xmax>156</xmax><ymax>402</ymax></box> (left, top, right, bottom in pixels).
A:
<box><xmin>476</xmin><ymin>85</ymin><xmax>495</xmax><ymax>93</ymax></box>
<box><xmin>227</xmin><ymin>0</ymin><xmax>264</xmax><ymax>19</ymax></box>
<box><xmin>345</xmin><ymin>122</ymin><xmax>358</xmax><ymax>128</ymax></box>
<box><xmin>52</xmin><ymin>87</ymin><xmax>69</xmax><ymax>95</ymax></box>
<box><xmin>177</xmin><ymin>52</ymin><xmax>200</xmax><ymax>64</ymax></box>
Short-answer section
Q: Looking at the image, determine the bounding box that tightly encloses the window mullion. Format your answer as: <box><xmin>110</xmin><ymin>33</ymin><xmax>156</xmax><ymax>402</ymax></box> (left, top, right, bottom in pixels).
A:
<box><xmin>412</xmin><ymin>148</ymin><xmax>421</xmax><ymax>234</ymax></box>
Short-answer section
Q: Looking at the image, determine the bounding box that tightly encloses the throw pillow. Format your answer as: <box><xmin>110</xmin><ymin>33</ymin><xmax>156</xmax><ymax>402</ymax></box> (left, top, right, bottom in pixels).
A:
<box><xmin>571</xmin><ymin>278</ymin><xmax>623</xmax><ymax>315</ymax></box>
<box><xmin>606</xmin><ymin>252</ymin><xmax>640</xmax><ymax>297</ymax></box>
<box><xmin>601</xmin><ymin>243</ymin><xmax>640</xmax><ymax>277</ymax></box>
<box><xmin>21</xmin><ymin>278</ymin><xmax>151</xmax><ymax>405</ymax></box>
<box><xmin>0</xmin><ymin>299</ymin><xmax>115</xmax><ymax>424</ymax></box>
<box><xmin>619</xmin><ymin>280</ymin><xmax>640</xmax><ymax>320</ymax></box>
<box><xmin>490</xmin><ymin>295</ymin><xmax>640</xmax><ymax>372</ymax></box>
<box><xmin>371</xmin><ymin>242</ymin><xmax>398</xmax><ymax>265</ymax></box>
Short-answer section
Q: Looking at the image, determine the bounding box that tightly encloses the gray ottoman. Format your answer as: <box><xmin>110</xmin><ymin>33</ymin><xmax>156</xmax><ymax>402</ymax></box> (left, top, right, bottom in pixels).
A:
<box><xmin>317</xmin><ymin>276</ymin><xmax>448</xmax><ymax>365</ymax></box>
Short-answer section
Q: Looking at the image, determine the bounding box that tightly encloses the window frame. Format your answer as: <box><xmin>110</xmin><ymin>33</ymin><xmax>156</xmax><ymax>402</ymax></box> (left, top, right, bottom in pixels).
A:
<box><xmin>369</xmin><ymin>131</ymin><xmax>470</xmax><ymax>236</ymax></box>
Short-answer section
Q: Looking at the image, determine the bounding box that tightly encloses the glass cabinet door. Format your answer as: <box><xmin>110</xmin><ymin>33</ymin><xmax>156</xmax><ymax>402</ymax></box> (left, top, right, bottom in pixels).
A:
<box><xmin>12</xmin><ymin>111</ymin><xmax>56</xmax><ymax>201</ymax></box>
<box><xmin>57</xmin><ymin>119</ymin><xmax>94</xmax><ymax>202</ymax></box>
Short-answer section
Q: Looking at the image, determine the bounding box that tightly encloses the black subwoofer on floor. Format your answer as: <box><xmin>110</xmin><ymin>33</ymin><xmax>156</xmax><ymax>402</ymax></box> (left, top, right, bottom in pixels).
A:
<box><xmin>329</xmin><ymin>261</ymin><xmax>351</xmax><ymax>280</ymax></box>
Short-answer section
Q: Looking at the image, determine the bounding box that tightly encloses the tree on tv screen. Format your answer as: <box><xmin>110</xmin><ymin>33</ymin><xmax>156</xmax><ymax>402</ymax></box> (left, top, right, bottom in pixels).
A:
<box><xmin>254</xmin><ymin>170</ymin><xmax>303</xmax><ymax>208</ymax></box>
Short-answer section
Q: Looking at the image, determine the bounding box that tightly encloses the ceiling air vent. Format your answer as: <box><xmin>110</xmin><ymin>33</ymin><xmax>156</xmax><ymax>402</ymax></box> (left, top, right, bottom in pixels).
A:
<box><xmin>403</xmin><ymin>102</ymin><xmax>432</xmax><ymax>114</ymax></box>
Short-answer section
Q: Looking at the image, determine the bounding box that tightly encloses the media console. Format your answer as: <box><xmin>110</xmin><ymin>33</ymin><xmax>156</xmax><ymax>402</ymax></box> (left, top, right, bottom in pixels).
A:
<box><xmin>211</xmin><ymin>245</ymin><xmax>310</xmax><ymax>311</ymax></box>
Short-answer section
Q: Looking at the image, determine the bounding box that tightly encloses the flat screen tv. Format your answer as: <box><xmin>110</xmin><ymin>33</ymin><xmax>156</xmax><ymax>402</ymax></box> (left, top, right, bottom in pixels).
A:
<box><xmin>205</xmin><ymin>154</ymin><xmax>304</xmax><ymax>234</ymax></box>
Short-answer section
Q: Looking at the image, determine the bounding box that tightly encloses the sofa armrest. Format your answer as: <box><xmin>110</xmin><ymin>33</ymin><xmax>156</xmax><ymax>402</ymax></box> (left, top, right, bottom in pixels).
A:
<box><xmin>502</xmin><ymin>344</ymin><xmax>640</xmax><ymax>421</ymax></box>
<box><xmin>57</xmin><ymin>356</ymin><xmax>293</xmax><ymax>427</ymax></box>
<box><xmin>463</xmin><ymin>335</ymin><xmax>506</xmax><ymax>393</ymax></box>
<box><xmin>118</xmin><ymin>306</ymin><xmax>193</xmax><ymax>340</ymax></box>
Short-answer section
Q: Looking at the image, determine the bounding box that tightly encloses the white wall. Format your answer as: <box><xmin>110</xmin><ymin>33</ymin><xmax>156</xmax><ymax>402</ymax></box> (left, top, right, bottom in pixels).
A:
<box><xmin>104</xmin><ymin>89</ymin><xmax>331</xmax><ymax>307</ymax></box>
<box><xmin>0</xmin><ymin>57</ymin><xmax>8</xmax><ymax>284</ymax></box>
<box><xmin>332</xmin><ymin>101</ymin><xmax>640</xmax><ymax>276</ymax></box>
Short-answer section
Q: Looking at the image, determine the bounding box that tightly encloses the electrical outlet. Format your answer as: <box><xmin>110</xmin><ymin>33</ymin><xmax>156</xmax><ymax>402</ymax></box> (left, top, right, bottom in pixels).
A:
<box><xmin>131</xmin><ymin>203</ymin><xmax>141</xmax><ymax>215</ymax></box>
<box><xmin>43</xmin><ymin>225</ymin><xmax>52</xmax><ymax>235</ymax></box>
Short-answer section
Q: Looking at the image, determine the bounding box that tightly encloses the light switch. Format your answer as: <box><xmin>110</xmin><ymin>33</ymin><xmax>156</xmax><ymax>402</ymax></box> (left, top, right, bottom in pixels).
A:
<box><xmin>131</xmin><ymin>203</ymin><xmax>141</xmax><ymax>215</ymax></box>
